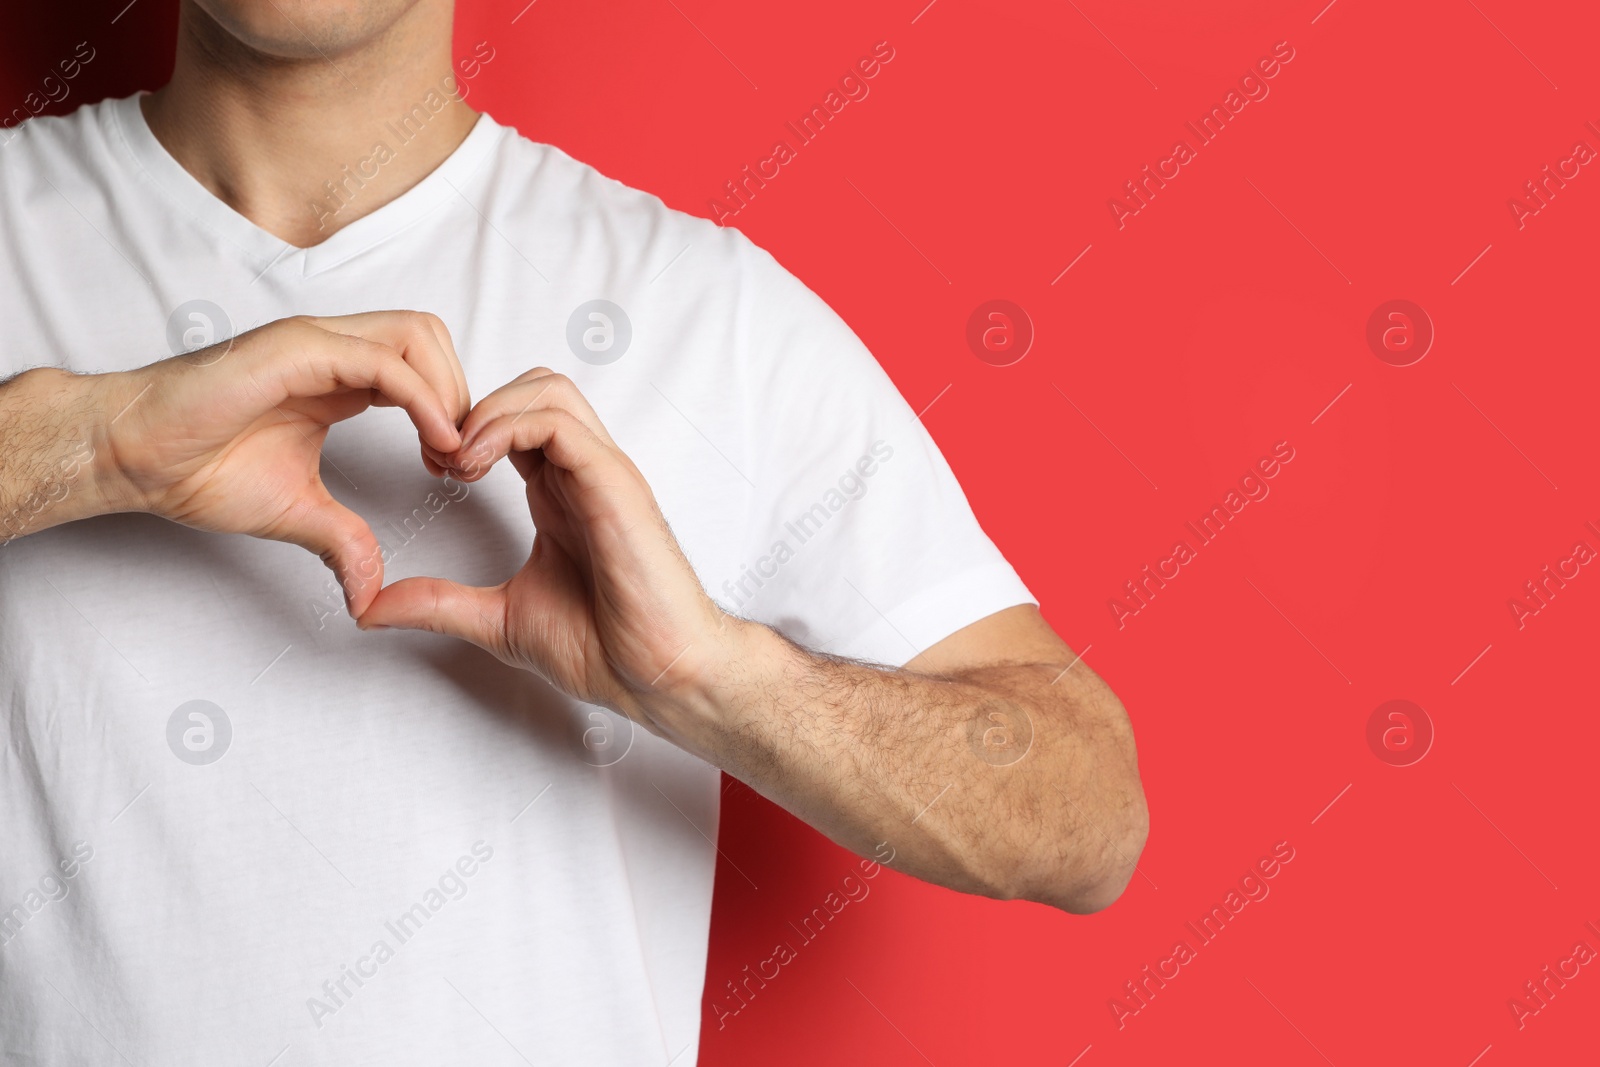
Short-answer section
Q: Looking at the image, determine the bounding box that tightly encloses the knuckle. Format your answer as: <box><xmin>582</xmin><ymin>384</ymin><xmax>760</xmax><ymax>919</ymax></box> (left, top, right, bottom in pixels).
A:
<box><xmin>551</xmin><ymin>408</ymin><xmax>590</xmax><ymax>438</ymax></box>
<box><xmin>538</xmin><ymin>373</ymin><xmax>578</xmax><ymax>405</ymax></box>
<box><xmin>360</xmin><ymin>335</ymin><xmax>402</xmax><ymax>363</ymax></box>
<box><xmin>271</xmin><ymin>316</ymin><xmax>319</xmax><ymax>349</ymax></box>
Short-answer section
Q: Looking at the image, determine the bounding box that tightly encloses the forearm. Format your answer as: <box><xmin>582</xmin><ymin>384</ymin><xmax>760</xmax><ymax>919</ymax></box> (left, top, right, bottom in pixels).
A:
<box><xmin>655</xmin><ymin>621</ymin><xmax>1149</xmax><ymax>914</ymax></box>
<box><xmin>0</xmin><ymin>367</ymin><xmax>124</xmax><ymax>544</ymax></box>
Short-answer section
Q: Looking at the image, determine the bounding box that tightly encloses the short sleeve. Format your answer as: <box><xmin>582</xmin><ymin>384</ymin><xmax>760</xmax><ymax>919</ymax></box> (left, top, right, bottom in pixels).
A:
<box><xmin>722</xmin><ymin>238</ymin><xmax>1035</xmax><ymax>667</ymax></box>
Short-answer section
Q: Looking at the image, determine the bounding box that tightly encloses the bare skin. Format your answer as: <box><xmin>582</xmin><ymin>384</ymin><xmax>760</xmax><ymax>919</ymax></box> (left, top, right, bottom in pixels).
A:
<box><xmin>0</xmin><ymin>313</ymin><xmax>468</xmax><ymax>610</ymax></box>
<box><xmin>0</xmin><ymin>0</ymin><xmax>1149</xmax><ymax>912</ymax></box>
<box><xmin>142</xmin><ymin>0</ymin><xmax>477</xmax><ymax>246</ymax></box>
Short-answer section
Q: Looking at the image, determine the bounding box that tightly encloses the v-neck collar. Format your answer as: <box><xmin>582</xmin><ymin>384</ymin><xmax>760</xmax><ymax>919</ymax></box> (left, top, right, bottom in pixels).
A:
<box><xmin>107</xmin><ymin>92</ymin><xmax>504</xmax><ymax>279</ymax></box>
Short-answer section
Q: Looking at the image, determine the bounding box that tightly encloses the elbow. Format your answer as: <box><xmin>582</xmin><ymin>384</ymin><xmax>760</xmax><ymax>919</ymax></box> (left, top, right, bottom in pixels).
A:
<box><xmin>1052</xmin><ymin>683</ymin><xmax>1150</xmax><ymax>914</ymax></box>
<box><xmin>1010</xmin><ymin>759</ymin><xmax>1150</xmax><ymax>915</ymax></box>
<box><xmin>1056</xmin><ymin>779</ymin><xmax>1149</xmax><ymax>914</ymax></box>
<box><xmin>963</xmin><ymin>671</ymin><xmax>1150</xmax><ymax>914</ymax></box>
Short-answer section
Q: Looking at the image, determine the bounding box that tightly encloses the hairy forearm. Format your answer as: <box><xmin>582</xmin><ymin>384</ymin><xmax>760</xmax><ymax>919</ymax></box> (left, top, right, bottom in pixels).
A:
<box><xmin>0</xmin><ymin>368</ymin><xmax>117</xmax><ymax>545</ymax></box>
<box><xmin>661</xmin><ymin>622</ymin><xmax>1148</xmax><ymax>914</ymax></box>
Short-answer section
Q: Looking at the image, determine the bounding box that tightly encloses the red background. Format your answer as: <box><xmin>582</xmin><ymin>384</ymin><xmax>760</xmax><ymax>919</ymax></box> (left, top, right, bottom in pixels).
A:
<box><xmin>7</xmin><ymin>1</ymin><xmax>1599</xmax><ymax>1063</ymax></box>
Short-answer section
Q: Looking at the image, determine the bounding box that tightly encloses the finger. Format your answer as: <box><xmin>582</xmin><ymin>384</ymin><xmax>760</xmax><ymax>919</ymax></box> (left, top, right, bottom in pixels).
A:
<box><xmin>424</xmin><ymin>315</ymin><xmax>473</xmax><ymax>427</ymax></box>
<box><xmin>420</xmin><ymin>439</ymin><xmax>461</xmax><ymax>479</ymax></box>
<box><xmin>302</xmin><ymin>311</ymin><xmax>472</xmax><ymax>428</ymax></box>
<box><xmin>455</xmin><ymin>370</ymin><xmax>615</xmax><ymax>462</ymax></box>
<box><xmin>302</xmin><ymin>311</ymin><xmax>471</xmax><ymax>426</ymax></box>
<box><xmin>277</xmin><ymin>494</ymin><xmax>387</xmax><ymax>617</ymax></box>
<box><xmin>451</xmin><ymin>408</ymin><xmax>623</xmax><ymax>490</ymax></box>
<box><xmin>262</xmin><ymin>322</ymin><xmax>462</xmax><ymax>453</ymax></box>
<box><xmin>357</xmin><ymin>575</ymin><xmax>507</xmax><ymax>654</ymax></box>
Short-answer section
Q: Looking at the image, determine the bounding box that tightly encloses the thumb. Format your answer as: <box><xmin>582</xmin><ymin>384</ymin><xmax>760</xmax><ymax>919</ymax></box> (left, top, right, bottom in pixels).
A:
<box><xmin>357</xmin><ymin>576</ymin><xmax>508</xmax><ymax>655</ymax></box>
<box><xmin>281</xmin><ymin>496</ymin><xmax>385</xmax><ymax>617</ymax></box>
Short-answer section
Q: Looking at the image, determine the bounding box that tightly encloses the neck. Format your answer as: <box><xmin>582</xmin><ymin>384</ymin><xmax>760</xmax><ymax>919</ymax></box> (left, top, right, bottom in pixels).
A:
<box><xmin>142</xmin><ymin>0</ymin><xmax>477</xmax><ymax>248</ymax></box>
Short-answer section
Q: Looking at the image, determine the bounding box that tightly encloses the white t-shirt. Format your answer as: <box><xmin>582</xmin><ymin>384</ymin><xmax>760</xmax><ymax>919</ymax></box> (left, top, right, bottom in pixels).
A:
<box><xmin>0</xmin><ymin>94</ymin><xmax>1033</xmax><ymax>1066</ymax></box>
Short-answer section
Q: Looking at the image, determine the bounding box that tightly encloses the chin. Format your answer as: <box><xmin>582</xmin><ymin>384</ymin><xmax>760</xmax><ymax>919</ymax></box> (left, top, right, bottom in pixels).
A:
<box><xmin>189</xmin><ymin>0</ymin><xmax>425</xmax><ymax>59</ymax></box>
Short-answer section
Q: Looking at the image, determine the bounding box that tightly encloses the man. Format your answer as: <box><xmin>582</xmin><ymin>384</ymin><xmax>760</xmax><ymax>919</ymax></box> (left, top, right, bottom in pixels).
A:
<box><xmin>0</xmin><ymin>0</ymin><xmax>1147</xmax><ymax>1062</ymax></box>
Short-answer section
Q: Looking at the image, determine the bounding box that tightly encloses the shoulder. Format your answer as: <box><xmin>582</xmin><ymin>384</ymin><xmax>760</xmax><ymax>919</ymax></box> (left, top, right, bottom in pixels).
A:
<box><xmin>0</xmin><ymin>95</ymin><xmax>145</xmax><ymax>239</ymax></box>
<box><xmin>473</xmin><ymin>119</ymin><xmax>862</xmax><ymax>391</ymax></box>
<box><xmin>476</xmin><ymin>119</ymin><xmax>805</xmax><ymax>310</ymax></box>
<box><xmin>1</xmin><ymin>94</ymin><xmax>123</xmax><ymax>173</ymax></box>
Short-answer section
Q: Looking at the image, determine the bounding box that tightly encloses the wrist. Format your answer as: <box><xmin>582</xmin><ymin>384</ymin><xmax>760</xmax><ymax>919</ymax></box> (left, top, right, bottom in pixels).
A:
<box><xmin>631</xmin><ymin>613</ymin><xmax>799</xmax><ymax>762</ymax></box>
<box><xmin>80</xmin><ymin>368</ymin><xmax>156</xmax><ymax>516</ymax></box>
<box><xmin>0</xmin><ymin>367</ymin><xmax>135</xmax><ymax>530</ymax></box>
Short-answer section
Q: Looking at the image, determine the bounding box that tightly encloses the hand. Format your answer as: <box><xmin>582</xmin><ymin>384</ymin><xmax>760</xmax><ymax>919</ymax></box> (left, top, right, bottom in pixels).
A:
<box><xmin>358</xmin><ymin>368</ymin><xmax>736</xmax><ymax>734</ymax></box>
<box><xmin>96</xmin><ymin>312</ymin><xmax>470</xmax><ymax>615</ymax></box>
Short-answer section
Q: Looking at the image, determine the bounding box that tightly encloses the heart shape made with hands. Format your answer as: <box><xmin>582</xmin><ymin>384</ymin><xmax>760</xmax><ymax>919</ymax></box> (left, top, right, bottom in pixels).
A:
<box><xmin>357</xmin><ymin>364</ymin><xmax>729</xmax><ymax>715</ymax></box>
<box><xmin>108</xmin><ymin>310</ymin><xmax>719</xmax><ymax>714</ymax></box>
